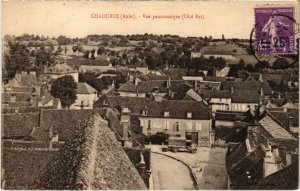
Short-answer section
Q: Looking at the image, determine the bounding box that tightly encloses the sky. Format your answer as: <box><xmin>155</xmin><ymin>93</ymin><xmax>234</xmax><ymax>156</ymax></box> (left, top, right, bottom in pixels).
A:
<box><xmin>2</xmin><ymin>1</ymin><xmax>299</xmax><ymax>39</ymax></box>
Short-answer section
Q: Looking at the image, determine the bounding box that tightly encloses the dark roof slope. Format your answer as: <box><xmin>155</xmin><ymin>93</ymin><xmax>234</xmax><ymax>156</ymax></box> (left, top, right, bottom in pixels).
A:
<box><xmin>35</xmin><ymin>109</ymin><xmax>106</xmax><ymax>141</ymax></box>
<box><xmin>2</xmin><ymin>149</ymin><xmax>58</xmax><ymax>189</ymax></box>
<box><xmin>239</xmin><ymin>162</ymin><xmax>298</xmax><ymax>190</ymax></box>
<box><xmin>269</xmin><ymin>109</ymin><xmax>299</xmax><ymax>129</ymax></box>
<box><xmin>221</xmin><ymin>81</ymin><xmax>272</xmax><ymax>94</ymax></box>
<box><xmin>2</xmin><ymin>112</ymin><xmax>40</xmax><ymax>139</ymax></box>
<box><xmin>95</xmin><ymin>96</ymin><xmax>211</xmax><ymax>120</ymax></box>
<box><xmin>35</xmin><ymin>114</ymin><xmax>147</xmax><ymax>190</ymax></box>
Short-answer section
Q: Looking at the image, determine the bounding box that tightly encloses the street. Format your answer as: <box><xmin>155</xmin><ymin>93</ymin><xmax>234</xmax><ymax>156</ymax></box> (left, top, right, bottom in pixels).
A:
<box><xmin>151</xmin><ymin>153</ymin><xmax>196</xmax><ymax>190</ymax></box>
<box><xmin>149</xmin><ymin>145</ymin><xmax>228</xmax><ymax>189</ymax></box>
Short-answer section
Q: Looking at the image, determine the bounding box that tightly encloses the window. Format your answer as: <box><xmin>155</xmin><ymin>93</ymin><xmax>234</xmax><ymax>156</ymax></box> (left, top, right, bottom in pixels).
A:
<box><xmin>165</xmin><ymin>120</ymin><xmax>170</xmax><ymax>130</ymax></box>
<box><xmin>140</xmin><ymin>120</ymin><xmax>144</xmax><ymax>127</ymax></box>
<box><xmin>176</xmin><ymin>122</ymin><xmax>180</xmax><ymax>131</ymax></box>
<box><xmin>148</xmin><ymin>120</ymin><xmax>151</xmax><ymax>130</ymax></box>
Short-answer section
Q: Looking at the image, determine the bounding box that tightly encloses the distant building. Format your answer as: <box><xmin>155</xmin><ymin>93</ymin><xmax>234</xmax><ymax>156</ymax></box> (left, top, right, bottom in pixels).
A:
<box><xmin>208</xmin><ymin>41</ymin><xmax>227</xmax><ymax>46</ymax></box>
<box><xmin>7</xmin><ymin>71</ymin><xmax>37</xmax><ymax>88</ymax></box>
<box><xmin>44</xmin><ymin>63</ymin><xmax>79</xmax><ymax>82</ymax></box>
<box><xmin>117</xmin><ymin>79</ymin><xmax>192</xmax><ymax>101</ymax></box>
<box><xmin>94</xmin><ymin>96</ymin><xmax>214</xmax><ymax>147</ymax></box>
<box><xmin>203</xmin><ymin>54</ymin><xmax>236</xmax><ymax>61</ymax></box>
<box><xmin>128</xmin><ymin>61</ymin><xmax>149</xmax><ymax>75</ymax></box>
<box><xmin>71</xmin><ymin>82</ymin><xmax>98</xmax><ymax>109</ymax></box>
<box><xmin>190</xmin><ymin>52</ymin><xmax>202</xmax><ymax>58</ymax></box>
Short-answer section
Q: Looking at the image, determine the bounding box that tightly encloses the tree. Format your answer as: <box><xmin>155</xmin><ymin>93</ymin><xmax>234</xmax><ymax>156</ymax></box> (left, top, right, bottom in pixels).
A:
<box><xmin>255</xmin><ymin>61</ymin><xmax>269</xmax><ymax>72</ymax></box>
<box><xmin>35</xmin><ymin>46</ymin><xmax>55</xmax><ymax>67</ymax></box>
<box><xmin>273</xmin><ymin>58</ymin><xmax>290</xmax><ymax>69</ymax></box>
<box><xmin>97</xmin><ymin>46</ymin><xmax>105</xmax><ymax>55</ymax></box>
<box><xmin>228</xmin><ymin>59</ymin><xmax>245</xmax><ymax>77</ymax></box>
<box><xmin>72</xmin><ymin>45</ymin><xmax>78</xmax><ymax>53</ymax></box>
<box><xmin>77</xmin><ymin>45</ymin><xmax>83</xmax><ymax>53</ymax></box>
<box><xmin>91</xmin><ymin>49</ymin><xmax>96</xmax><ymax>59</ymax></box>
<box><xmin>83</xmin><ymin>50</ymin><xmax>90</xmax><ymax>59</ymax></box>
<box><xmin>50</xmin><ymin>75</ymin><xmax>77</xmax><ymax>109</ymax></box>
<box><xmin>64</xmin><ymin>47</ymin><xmax>68</xmax><ymax>54</ymax></box>
<box><xmin>79</xmin><ymin>71</ymin><xmax>98</xmax><ymax>82</ymax></box>
<box><xmin>56</xmin><ymin>35</ymin><xmax>72</xmax><ymax>45</ymax></box>
<box><xmin>3</xmin><ymin>41</ymin><xmax>31</xmax><ymax>79</ymax></box>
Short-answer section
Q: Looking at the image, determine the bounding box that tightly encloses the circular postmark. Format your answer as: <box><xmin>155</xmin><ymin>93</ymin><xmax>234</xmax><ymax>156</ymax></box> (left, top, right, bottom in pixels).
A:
<box><xmin>249</xmin><ymin>6</ymin><xmax>299</xmax><ymax>66</ymax></box>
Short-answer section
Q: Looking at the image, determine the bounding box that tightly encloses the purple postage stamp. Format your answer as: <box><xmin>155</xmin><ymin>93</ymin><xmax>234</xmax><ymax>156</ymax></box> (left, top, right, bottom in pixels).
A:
<box><xmin>254</xmin><ymin>7</ymin><xmax>295</xmax><ymax>55</ymax></box>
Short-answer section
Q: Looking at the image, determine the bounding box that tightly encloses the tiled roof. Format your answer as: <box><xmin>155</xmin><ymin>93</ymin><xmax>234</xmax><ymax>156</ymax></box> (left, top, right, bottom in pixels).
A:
<box><xmin>227</xmin><ymin>143</ymin><xmax>266</xmax><ymax>187</ymax></box>
<box><xmin>35</xmin><ymin>114</ymin><xmax>147</xmax><ymax>190</ymax></box>
<box><xmin>35</xmin><ymin>109</ymin><xmax>106</xmax><ymax>141</ymax></box>
<box><xmin>118</xmin><ymin>80</ymin><xmax>191</xmax><ymax>94</ymax></box>
<box><xmin>162</xmin><ymin>68</ymin><xmax>197</xmax><ymax>76</ymax></box>
<box><xmin>170</xmin><ymin>83</ymin><xmax>193</xmax><ymax>100</ymax></box>
<box><xmin>8</xmin><ymin>73</ymin><xmax>37</xmax><ymax>87</ymax></box>
<box><xmin>199</xmin><ymin>90</ymin><xmax>231</xmax><ymax>99</ymax></box>
<box><xmin>45</xmin><ymin>63</ymin><xmax>77</xmax><ymax>74</ymax></box>
<box><xmin>284</xmin><ymin>92</ymin><xmax>299</xmax><ymax>101</ymax></box>
<box><xmin>239</xmin><ymin>162</ymin><xmax>298</xmax><ymax>190</ymax></box>
<box><xmin>215</xmin><ymin>111</ymin><xmax>246</xmax><ymax>121</ymax></box>
<box><xmin>270</xmin><ymin>98</ymin><xmax>287</xmax><ymax>107</ymax></box>
<box><xmin>2</xmin><ymin>92</ymin><xmax>31</xmax><ymax>103</ymax></box>
<box><xmin>269</xmin><ymin>109</ymin><xmax>299</xmax><ymax>129</ymax></box>
<box><xmin>67</xmin><ymin>57</ymin><xmax>111</xmax><ymax>67</ymax></box>
<box><xmin>231</xmin><ymin>90</ymin><xmax>261</xmax><ymax>103</ymax></box>
<box><xmin>139</xmin><ymin>75</ymin><xmax>182</xmax><ymax>81</ymax></box>
<box><xmin>11</xmin><ymin>86</ymin><xmax>34</xmax><ymax>93</ymax></box>
<box><xmin>203</xmin><ymin>76</ymin><xmax>227</xmax><ymax>82</ymax></box>
<box><xmin>76</xmin><ymin>82</ymin><xmax>97</xmax><ymax>94</ymax></box>
<box><xmin>258</xmin><ymin>115</ymin><xmax>295</xmax><ymax>140</ymax></box>
<box><xmin>95</xmin><ymin>96</ymin><xmax>211</xmax><ymax>120</ymax></box>
<box><xmin>2</xmin><ymin>149</ymin><xmax>58</xmax><ymax>189</ymax></box>
<box><xmin>198</xmin><ymin>89</ymin><xmax>261</xmax><ymax>103</ymax></box>
<box><xmin>221</xmin><ymin>81</ymin><xmax>272</xmax><ymax>95</ymax></box>
<box><xmin>2</xmin><ymin>112</ymin><xmax>40</xmax><ymax>139</ymax></box>
<box><xmin>117</xmin><ymin>81</ymin><xmax>137</xmax><ymax>92</ymax></box>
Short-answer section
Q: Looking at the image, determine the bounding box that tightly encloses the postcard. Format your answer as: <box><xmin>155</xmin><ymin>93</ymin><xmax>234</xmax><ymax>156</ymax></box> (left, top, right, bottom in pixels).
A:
<box><xmin>1</xmin><ymin>1</ymin><xmax>299</xmax><ymax>190</ymax></box>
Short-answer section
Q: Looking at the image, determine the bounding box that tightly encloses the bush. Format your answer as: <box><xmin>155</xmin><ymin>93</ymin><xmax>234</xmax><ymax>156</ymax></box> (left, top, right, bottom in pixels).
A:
<box><xmin>145</xmin><ymin>132</ymin><xmax>168</xmax><ymax>145</ymax></box>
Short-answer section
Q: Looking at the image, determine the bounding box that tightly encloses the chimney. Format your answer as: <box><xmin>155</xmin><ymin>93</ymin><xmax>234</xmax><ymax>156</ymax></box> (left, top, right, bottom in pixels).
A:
<box><xmin>194</xmin><ymin>81</ymin><xmax>198</xmax><ymax>89</ymax></box>
<box><xmin>260</xmin><ymin>88</ymin><xmax>264</xmax><ymax>96</ymax></box>
<box><xmin>288</xmin><ymin>116</ymin><xmax>294</xmax><ymax>129</ymax></box>
<box><xmin>279</xmin><ymin>147</ymin><xmax>287</xmax><ymax>166</ymax></box>
<box><xmin>111</xmin><ymin>80</ymin><xmax>115</xmax><ymax>88</ymax></box>
<box><xmin>49</xmin><ymin>133</ymin><xmax>59</xmax><ymax>149</ymax></box>
<box><xmin>291</xmin><ymin>151</ymin><xmax>298</xmax><ymax>165</ymax></box>
<box><xmin>187</xmin><ymin>111</ymin><xmax>192</xmax><ymax>118</ymax></box>
<box><xmin>167</xmin><ymin>77</ymin><xmax>171</xmax><ymax>88</ymax></box>
<box><xmin>259</xmin><ymin>104</ymin><xmax>266</xmax><ymax>115</ymax></box>
<box><xmin>120</xmin><ymin>108</ymin><xmax>131</xmax><ymax>141</ymax></box>
<box><xmin>278</xmin><ymin>93</ymin><xmax>281</xmax><ymax>99</ymax></box>
<box><xmin>259</xmin><ymin>74</ymin><xmax>263</xmax><ymax>82</ymax></box>
<box><xmin>230</xmin><ymin>86</ymin><xmax>234</xmax><ymax>93</ymax></box>
<box><xmin>171</xmin><ymin>92</ymin><xmax>174</xmax><ymax>99</ymax></box>
<box><xmin>164</xmin><ymin>111</ymin><xmax>170</xmax><ymax>117</ymax></box>
<box><xmin>36</xmin><ymin>86</ymin><xmax>42</xmax><ymax>97</ymax></box>
<box><xmin>134</xmin><ymin>78</ymin><xmax>139</xmax><ymax>86</ymax></box>
<box><xmin>263</xmin><ymin>140</ymin><xmax>284</xmax><ymax>177</ymax></box>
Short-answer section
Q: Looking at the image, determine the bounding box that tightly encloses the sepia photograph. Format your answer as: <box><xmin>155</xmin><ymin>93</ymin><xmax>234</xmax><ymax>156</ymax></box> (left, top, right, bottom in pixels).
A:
<box><xmin>1</xmin><ymin>1</ymin><xmax>299</xmax><ymax>190</ymax></box>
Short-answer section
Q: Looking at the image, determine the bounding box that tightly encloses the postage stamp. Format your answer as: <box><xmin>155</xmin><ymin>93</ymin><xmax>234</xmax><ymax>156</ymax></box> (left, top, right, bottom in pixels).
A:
<box><xmin>254</xmin><ymin>7</ymin><xmax>296</xmax><ymax>55</ymax></box>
